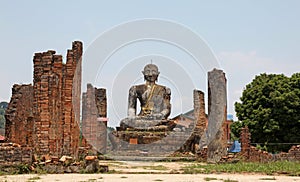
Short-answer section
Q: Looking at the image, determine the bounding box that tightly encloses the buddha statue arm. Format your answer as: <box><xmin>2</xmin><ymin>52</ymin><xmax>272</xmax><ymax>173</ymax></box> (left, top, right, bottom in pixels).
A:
<box><xmin>128</xmin><ymin>86</ymin><xmax>137</xmax><ymax>117</ymax></box>
<box><xmin>160</xmin><ymin>87</ymin><xmax>171</xmax><ymax>119</ymax></box>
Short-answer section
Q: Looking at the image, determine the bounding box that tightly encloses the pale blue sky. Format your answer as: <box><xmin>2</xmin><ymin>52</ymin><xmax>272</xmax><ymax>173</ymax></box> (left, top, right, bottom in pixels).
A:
<box><xmin>1</xmin><ymin>1</ymin><xmax>300</xmax><ymax>124</ymax></box>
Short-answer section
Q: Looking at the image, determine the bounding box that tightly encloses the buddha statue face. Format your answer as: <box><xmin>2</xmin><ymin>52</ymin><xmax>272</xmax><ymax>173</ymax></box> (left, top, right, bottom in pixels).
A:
<box><xmin>142</xmin><ymin>64</ymin><xmax>160</xmax><ymax>83</ymax></box>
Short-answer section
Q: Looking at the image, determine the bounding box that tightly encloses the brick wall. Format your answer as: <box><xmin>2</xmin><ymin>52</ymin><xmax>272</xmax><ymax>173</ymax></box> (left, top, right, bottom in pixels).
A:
<box><xmin>276</xmin><ymin>145</ymin><xmax>300</xmax><ymax>161</ymax></box>
<box><xmin>5</xmin><ymin>84</ymin><xmax>34</xmax><ymax>146</ymax></box>
<box><xmin>32</xmin><ymin>41</ymin><xmax>82</xmax><ymax>157</ymax></box>
<box><xmin>5</xmin><ymin>41</ymin><xmax>82</xmax><ymax>158</ymax></box>
<box><xmin>0</xmin><ymin>143</ymin><xmax>32</xmax><ymax>164</ymax></box>
<box><xmin>239</xmin><ymin>126</ymin><xmax>300</xmax><ymax>162</ymax></box>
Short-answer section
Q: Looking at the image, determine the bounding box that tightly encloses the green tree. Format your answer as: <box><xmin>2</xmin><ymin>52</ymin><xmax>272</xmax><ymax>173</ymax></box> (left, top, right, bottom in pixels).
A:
<box><xmin>0</xmin><ymin>101</ymin><xmax>8</xmax><ymax>129</ymax></box>
<box><xmin>0</xmin><ymin>115</ymin><xmax>4</xmax><ymax>128</ymax></box>
<box><xmin>0</xmin><ymin>102</ymin><xmax>8</xmax><ymax>109</ymax></box>
<box><xmin>230</xmin><ymin>121</ymin><xmax>243</xmax><ymax>141</ymax></box>
<box><xmin>235</xmin><ymin>73</ymin><xmax>300</xmax><ymax>152</ymax></box>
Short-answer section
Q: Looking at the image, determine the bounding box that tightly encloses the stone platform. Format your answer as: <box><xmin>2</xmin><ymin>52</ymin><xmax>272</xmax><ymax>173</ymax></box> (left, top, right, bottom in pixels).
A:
<box><xmin>107</xmin><ymin>123</ymin><xmax>195</xmax><ymax>159</ymax></box>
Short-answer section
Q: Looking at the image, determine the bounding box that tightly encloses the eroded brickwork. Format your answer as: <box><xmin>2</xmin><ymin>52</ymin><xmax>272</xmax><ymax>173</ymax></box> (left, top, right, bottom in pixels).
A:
<box><xmin>33</xmin><ymin>41</ymin><xmax>82</xmax><ymax>156</ymax></box>
<box><xmin>193</xmin><ymin>90</ymin><xmax>206</xmax><ymax>150</ymax></box>
<box><xmin>180</xmin><ymin>90</ymin><xmax>206</xmax><ymax>153</ymax></box>
<box><xmin>238</xmin><ymin>127</ymin><xmax>273</xmax><ymax>162</ymax></box>
<box><xmin>0</xmin><ymin>143</ymin><xmax>32</xmax><ymax>164</ymax></box>
<box><xmin>5</xmin><ymin>41</ymin><xmax>82</xmax><ymax>158</ymax></box>
<box><xmin>81</xmin><ymin>84</ymin><xmax>107</xmax><ymax>154</ymax></box>
<box><xmin>5</xmin><ymin>84</ymin><xmax>34</xmax><ymax>146</ymax></box>
<box><xmin>278</xmin><ymin>145</ymin><xmax>300</xmax><ymax>161</ymax></box>
<box><xmin>240</xmin><ymin>126</ymin><xmax>251</xmax><ymax>155</ymax></box>
<box><xmin>237</xmin><ymin>127</ymin><xmax>300</xmax><ymax>162</ymax></box>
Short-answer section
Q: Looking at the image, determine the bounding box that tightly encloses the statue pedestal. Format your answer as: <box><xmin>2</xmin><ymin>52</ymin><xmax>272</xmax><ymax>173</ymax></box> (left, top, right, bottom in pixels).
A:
<box><xmin>119</xmin><ymin>117</ymin><xmax>176</xmax><ymax>132</ymax></box>
<box><xmin>115</xmin><ymin>118</ymin><xmax>176</xmax><ymax>144</ymax></box>
<box><xmin>107</xmin><ymin>117</ymin><xmax>195</xmax><ymax>159</ymax></box>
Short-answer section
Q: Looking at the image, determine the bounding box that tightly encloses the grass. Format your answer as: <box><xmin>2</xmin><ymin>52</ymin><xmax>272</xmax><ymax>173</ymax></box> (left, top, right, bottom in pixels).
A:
<box><xmin>79</xmin><ymin>179</ymin><xmax>98</xmax><ymax>182</ymax></box>
<box><xmin>27</xmin><ymin>176</ymin><xmax>41</xmax><ymax>181</ymax></box>
<box><xmin>259</xmin><ymin>177</ymin><xmax>276</xmax><ymax>180</ymax></box>
<box><xmin>223</xmin><ymin>179</ymin><xmax>238</xmax><ymax>182</ymax></box>
<box><xmin>142</xmin><ymin>165</ymin><xmax>168</xmax><ymax>171</ymax></box>
<box><xmin>182</xmin><ymin>161</ymin><xmax>300</xmax><ymax>176</ymax></box>
<box><xmin>204</xmin><ymin>177</ymin><xmax>218</xmax><ymax>181</ymax></box>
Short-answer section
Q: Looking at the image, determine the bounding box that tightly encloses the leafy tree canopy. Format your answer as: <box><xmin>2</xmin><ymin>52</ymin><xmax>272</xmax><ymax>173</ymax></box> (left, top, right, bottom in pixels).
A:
<box><xmin>0</xmin><ymin>102</ymin><xmax>8</xmax><ymax>109</ymax></box>
<box><xmin>0</xmin><ymin>101</ymin><xmax>7</xmax><ymax>129</ymax></box>
<box><xmin>233</xmin><ymin>73</ymin><xmax>300</xmax><ymax>152</ymax></box>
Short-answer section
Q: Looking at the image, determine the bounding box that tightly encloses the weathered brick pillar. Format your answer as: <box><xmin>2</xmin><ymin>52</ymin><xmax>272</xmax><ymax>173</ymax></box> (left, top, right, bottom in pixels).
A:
<box><xmin>33</xmin><ymin>52</ymin><xmax>43</xmax><ymax>153</ymax></box>
<box><xmin>33</xmin><ymin>51</ymin><xmax>62</xmax><ymax>155</ymax></box>
<box><xmin>206</xmin><ymin>68</ymin><xmax>227</xmax><ymax>163</ymax></box>
<box><xmin>81</xmin><ymin>84</ymin><xmax>107</xmax><ymax>154</ymax></box>
<box><xmin>33</xmin><ymin>51</ymin><xmax>53</xmax><ymax>154</ymax></box>
<box><xmin>81</xmin><ymin>84</ymin><xmax>97</xmax><ymax>151</ymax></box>
<box><xmin>240</xmin><ymin>126</ymin><xmax>251</xmax><ymax>159</ymax></box>
<box><xmin>95</xmin><ymin>88</ymin><xmax>107</xmax><ymax>118</ymax></box>
<box><xmin>32</xmin><ymin>41</ymin><xmax>82</xmax><ymax>157</ymax></box>
<box><xmin>49</xmin><ymin>55</ymin><xmax>64</xmax><ymax>156</ymax></box>
<box><xmin>5</xmin><ymin>84</ymin><xmax>34</xmax><ymax>146</ymax></box>
<box><xmin>95</xmin><ymin>88</ymin><xmax>107</xmax><ymax>154</ymax></box>
<box><xmin>72</xmin><ymin>41</ymin><xmax>82</xmax><ymax>157</ymax></box>
<box><xmin>81</xmin><ymin>92</ymin><xmax>87</xmax><ymax>147</ymax></box>
<box><xmin>62</xmin><ymin>41</ymin><xmax>82</xmax><ymax>156</ymax></box>
<box><xmin>192</xmin><ymin>90</ymin><xmax>206</xmax><ymax>151</ymax></box>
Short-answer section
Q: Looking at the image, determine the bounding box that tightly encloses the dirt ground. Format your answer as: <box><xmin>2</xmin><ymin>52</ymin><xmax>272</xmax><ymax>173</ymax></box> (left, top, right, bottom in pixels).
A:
<box><xmin>0</xmin><ymin>161</ymin><xmax>299</xmax><ymax>182</ymax></box>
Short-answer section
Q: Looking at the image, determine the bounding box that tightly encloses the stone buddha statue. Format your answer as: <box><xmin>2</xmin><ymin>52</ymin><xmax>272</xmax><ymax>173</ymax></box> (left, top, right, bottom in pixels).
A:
<box><xmin>119</xmin><ymin>64</ymin><xmax>173</xmax><ymax>130</ymax></box>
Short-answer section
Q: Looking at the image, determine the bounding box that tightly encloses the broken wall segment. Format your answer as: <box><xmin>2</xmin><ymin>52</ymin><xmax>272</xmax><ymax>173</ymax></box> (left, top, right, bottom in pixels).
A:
<box><xmin>5</xmin><ymin>84</ymin><xmax>34</xmax><ymax>146</ymax></box>
<box><xmin>33</xmin><ymin>41</ymin><xmax>82</xmax><ymax>157</ymax></box>
<box><xmin>193</xmin><ymin>90</ymin><xmax>207</xmax><ymax>149</ymax></box>
<box><xmin>0</xmin><ymin>143</ymin><xmax>32</xmax><ymax>164</ymax></box>
<box><xmin>81</xmin><ymin>84</ymin><xmax>107</xmax><ymax>154</ymax></box>
<box><xmin>238</xmin><ymin>126</ymin><xmax>272</xmax><ymax>162</ymax></box>
<box><xmin>5</xmin><ymin>41</ymin><xmax>83</xmax><ymax>158</ymax></box>
<box><xmin>240</xmin><ymin>126</ymin><xmax>251</xmax><ymax>157</ymax></box>
<box><xmin>32</xmin><ymin>41</ymin><xmax>82</xmax><ymax>157</ymax></box>
<box><xmin>180</xmin><ymin>90</ymin><xmax>206</xmax><ymax>153</ymax></box>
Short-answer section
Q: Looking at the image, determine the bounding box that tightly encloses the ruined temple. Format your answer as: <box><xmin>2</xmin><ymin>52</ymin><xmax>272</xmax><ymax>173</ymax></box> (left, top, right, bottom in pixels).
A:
<box><xmin>3</xmin><ymin>40</ymin><xmax>300</xmax><ymax>164</ymax></box>
<box><xmin>4</xmin><ymin>41</ymin><xmax>231</xmax><ymax>163</ymax></box>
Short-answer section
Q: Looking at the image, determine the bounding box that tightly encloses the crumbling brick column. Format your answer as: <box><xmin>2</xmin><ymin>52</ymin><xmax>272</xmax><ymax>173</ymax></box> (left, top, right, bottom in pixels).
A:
<box><xmin>32</xmin><ymin>41</ymin><xmax>82</xmax><ymax>157</ymax></box>
<box><xmin>5</xmin><ymin>84</ymin><xmax>34</xmax><ymax>146</ymax></box>
<box><xmin>81</xmin><ymin>84</ymin><xmax>97</xmax><ymax>151</ymax></box>
<box><xmin>81</xmin><ymin>84</ymin><xmax>107</xmax><ymax>154</ymax></box>
<box><xmin>206</xmin><ymin>68</ymin><xmax>227</xmax><ymax>163</ymax></box>
<box><xmin>182</xmin><ymin>90</ymin><xmax>206</xmax><ymax>152</ymax></box>
<box><xmin>49</xmin><ymin>54</ymin><xmax>64</xmax><ymax>157</ymax></box>
<box><xmin>33</xmin><ymin>51</ymin><xmax>59</xmax><ymax>155</ymax></box>
<box><xmin>193</xmin><ymin>90</ymin><xmax>206</xmax><ymax>148</ymax></box>
<box><xmin>95</xmin><ymin>87</ymin><xmax>107</xmax><ymax>154</ymax></box>
<box><xmin>62</xmin><ymin>41</ymin><xmax>82</xmax><ymax>156</ymax></box>
<box><xmin>240</xmin><ymin>126</ymin><xmax>251</xmax><ymax>159</ymax></box>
